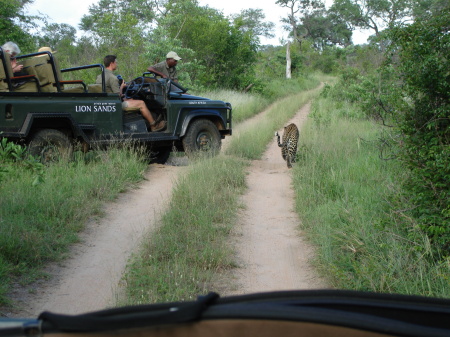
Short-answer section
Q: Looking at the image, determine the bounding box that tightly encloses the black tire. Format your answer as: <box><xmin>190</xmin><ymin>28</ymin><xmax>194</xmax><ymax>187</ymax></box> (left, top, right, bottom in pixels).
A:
<box><xmin>182</xmin><ymin>119</ymin><xmax>221</xmax><ymax>157</ymax></box>
<box><xmin>149</xmin><ymin>147</ymin><xmax>172</xmax><ymax>164</ymax></box>
<box><xmin>28</xmin><ymin>129</ymin><xmax>73</xmax><ymax>163</ymax></box>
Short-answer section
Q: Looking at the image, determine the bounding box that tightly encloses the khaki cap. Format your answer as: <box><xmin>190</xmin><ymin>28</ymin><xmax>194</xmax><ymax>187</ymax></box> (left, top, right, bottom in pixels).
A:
<box><xmin>166</xmin><ymin>51</ymin><xmax>181</xmax><ymax>60</ymax></box>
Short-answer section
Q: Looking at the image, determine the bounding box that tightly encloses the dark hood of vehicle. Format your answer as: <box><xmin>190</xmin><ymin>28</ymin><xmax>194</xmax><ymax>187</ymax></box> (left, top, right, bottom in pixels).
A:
<box><xmin>169</xmin><ymin>92</ymin><xmax>210</xmax><ymax>100</ymax></box>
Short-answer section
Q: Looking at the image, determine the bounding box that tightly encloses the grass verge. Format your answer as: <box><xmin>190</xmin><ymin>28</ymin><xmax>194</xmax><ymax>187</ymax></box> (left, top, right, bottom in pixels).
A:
<box><xmin>123</xmin><ymin>156</ymin><xmax>247</xmax><ymax>304</ymax></box>
<box><xmin>294</xmin><ymin>95</ymin><xmax>450</xmax><ymax>297</ymax></box>
<box><xmin>0</xmin><ymin>145</ymin><xmax>148</xmax><ymax>305</ymax></box>
<box><xmin>198</xmin><ymin>73</ymin><xmax>325</xmax><ymax>124</ymax></box>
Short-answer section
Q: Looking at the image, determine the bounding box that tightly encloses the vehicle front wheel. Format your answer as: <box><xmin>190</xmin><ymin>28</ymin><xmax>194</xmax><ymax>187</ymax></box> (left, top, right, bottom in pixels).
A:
<box><xmin>182</xmin><ymin>119</ymin><xmax>221</xmax><ymax>158</ymax></box>
<box><xmin>28</xmin><ymin>129</ymin><xmax>73</xmax><ymax>163</ymax></box>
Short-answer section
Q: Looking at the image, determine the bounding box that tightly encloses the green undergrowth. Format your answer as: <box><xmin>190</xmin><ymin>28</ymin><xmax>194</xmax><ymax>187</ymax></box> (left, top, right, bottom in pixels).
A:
<box><xmin>294</xmin><ymin>96</ymin><xmax>450</xmax><ymax>297</ymax></box>
<box><xmin>0</xmin><ymin>145</ymin><xmax>148</xmax><ymax>305</ymax></box>
<box><xmin>197</xmin><ymin>89</ymin><xmax>270</xmax><ymax>124</ymax></box>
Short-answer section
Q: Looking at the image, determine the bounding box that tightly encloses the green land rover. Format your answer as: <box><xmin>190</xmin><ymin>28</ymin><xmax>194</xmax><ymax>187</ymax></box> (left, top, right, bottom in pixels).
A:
<box><xmin>0</xmin><ymin>47</ymin><xmax>232</xmax><ymax>163</ymax></box>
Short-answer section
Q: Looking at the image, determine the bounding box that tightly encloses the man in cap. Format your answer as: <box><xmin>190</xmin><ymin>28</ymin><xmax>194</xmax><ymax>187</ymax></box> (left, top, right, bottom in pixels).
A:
<box><xmin>147</xmin><ymin>51</ymin><xmax>181</xmax><ymax>82</ymax></box>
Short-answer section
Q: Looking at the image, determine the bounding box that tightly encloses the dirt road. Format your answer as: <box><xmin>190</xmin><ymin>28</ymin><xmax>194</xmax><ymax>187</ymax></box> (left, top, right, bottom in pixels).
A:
<box><xmin>6</xmin><ymin>98</ymin><xmax>327</xmax><ymax>317</ymax></box>
<box><xmin>224</xmin><ymin>102</ymin><xmax>327</xmax><ymax>295</ymax></box>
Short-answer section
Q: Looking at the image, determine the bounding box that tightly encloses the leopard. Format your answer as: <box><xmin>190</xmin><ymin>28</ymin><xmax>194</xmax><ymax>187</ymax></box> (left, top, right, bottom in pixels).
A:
<box><xmin>275</xmin><ymin>123</ymin><xmax>299</xmax><ymax>168</ymax></box>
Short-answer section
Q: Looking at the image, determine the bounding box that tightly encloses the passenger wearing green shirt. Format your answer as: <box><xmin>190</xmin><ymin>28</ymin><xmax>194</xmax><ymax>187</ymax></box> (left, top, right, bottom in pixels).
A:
<box><xmin>147</xmin><ymin>51</ymin><xmax>181</xmax><ymax>83</ymax></box>
<box><xmin>96</xmin><ymin>55</ymin><xmax>121</xmax><ymax>93</ymax></box>
<box><xmin>96</xmin><ymin>55</ymin><xmax>165</xmax><ymax>132</ymax></box>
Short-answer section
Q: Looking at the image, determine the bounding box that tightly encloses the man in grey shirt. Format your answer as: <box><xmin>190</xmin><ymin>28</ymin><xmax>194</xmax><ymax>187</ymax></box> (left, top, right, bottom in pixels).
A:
<box><xmin>147</xmin><ymin>51</ymin><xmax>181</xmax><ymax>82</ymax></box>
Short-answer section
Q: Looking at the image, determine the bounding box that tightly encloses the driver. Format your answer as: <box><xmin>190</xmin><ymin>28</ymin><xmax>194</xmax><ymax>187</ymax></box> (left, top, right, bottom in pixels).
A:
<box><xmin>147</xmin><ymin>51</ymin><xmax>181</xmax><ymax>83</ymax></box>
<box><xmin>96</xmin><ymin>55</ymin><xmax>165</xmax><ymax>132</ymax></box>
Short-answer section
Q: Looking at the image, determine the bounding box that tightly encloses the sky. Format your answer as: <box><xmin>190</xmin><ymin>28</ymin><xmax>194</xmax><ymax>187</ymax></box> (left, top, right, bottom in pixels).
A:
<box><xmin>26</xmin><ymin>0</ymin><xmax>369</xmax><ymax>45</ymax></box>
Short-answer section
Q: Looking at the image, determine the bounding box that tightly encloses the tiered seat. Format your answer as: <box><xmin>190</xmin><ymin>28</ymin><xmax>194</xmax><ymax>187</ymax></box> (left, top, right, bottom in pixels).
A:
<box><xmin>0</xmin><ymin>47</ymin><xmax>41</xmax><ymax>92</ymax></box>
<box><xmin>22</xmin><ymin>52</ymin><xmax>87</xmax><ymax>93</ymax></box>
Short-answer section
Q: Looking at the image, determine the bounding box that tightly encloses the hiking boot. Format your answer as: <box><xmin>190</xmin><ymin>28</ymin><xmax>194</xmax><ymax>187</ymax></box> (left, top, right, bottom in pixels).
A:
<box><xmin>150</xmin><ymin>120</ymin><xmax>166</xmax><ymax>132</ymax></box>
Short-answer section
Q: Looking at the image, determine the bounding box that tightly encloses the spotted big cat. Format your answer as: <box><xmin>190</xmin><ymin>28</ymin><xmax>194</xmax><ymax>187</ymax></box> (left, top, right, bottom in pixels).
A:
<box><xmin>275</xmin><ymin>123</ymin><xmax>299</xmax><ymax>168</ymax></box>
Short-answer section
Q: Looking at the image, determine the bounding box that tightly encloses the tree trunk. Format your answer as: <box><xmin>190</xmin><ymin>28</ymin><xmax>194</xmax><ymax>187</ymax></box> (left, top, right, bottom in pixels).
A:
<box><xmin>286</xmin><ymin>42</ymin><xmax>292</xmax><ymax>79</ymax></box>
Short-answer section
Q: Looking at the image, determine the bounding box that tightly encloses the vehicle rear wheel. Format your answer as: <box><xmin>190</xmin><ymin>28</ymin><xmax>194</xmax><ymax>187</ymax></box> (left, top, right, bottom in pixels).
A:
<box><xmin>28</xmin><ymin>129</ymin><xmax>73</xmax><ymax>163</ymax></box>
<box><xmin>182</xmin><ymin>119</ymin><xmax>221</xmax><ymax>158</ymax></box>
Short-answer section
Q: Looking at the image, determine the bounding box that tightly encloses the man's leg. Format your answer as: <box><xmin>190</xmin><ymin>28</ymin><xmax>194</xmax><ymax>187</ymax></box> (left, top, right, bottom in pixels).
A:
<box><xmin>123</xmin><ymin>99</ymin><xmax>165</xmax><ymax>131</ymax></box>
<box><xmin>123</xmin><ymin>99</ymin><xmax>154</xmax><ymax>124</ymax></box>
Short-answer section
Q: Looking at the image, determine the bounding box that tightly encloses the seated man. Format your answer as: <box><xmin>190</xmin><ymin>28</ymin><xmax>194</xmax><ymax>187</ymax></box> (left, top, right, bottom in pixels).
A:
<box><xmin>97</xmin><ymin>55</ymin><xmax>165</xmax><ymax>132</ymax></box>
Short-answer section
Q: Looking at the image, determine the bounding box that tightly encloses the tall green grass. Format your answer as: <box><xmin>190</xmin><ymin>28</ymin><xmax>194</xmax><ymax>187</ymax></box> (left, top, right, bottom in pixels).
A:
<box><xmin>123</xmin><ymin>156</ymin><xmax>247</xmax><ymax>304</ymax></box>
<box><xmin>264</xmin><ymin>73</ymin><xmax>325</xmax><ymax>99</ymax></box>
<box><xmin>197</xmin><ymin>89</ymin><xmax>270</xmax><ymax>124</ymax></box>
<box><xmin>0</xmin><ymin>146</ymin><xmax>148</xmax><ymax>305</ymax></box>
<box><xmin>225</xmin><ymin>88</ymin><xmax>321</xmax><ymax>160</ymax></box>
<box><xmin>294</xmin><ymin>96</ymin><xmax>450</xmax><ymax>297</ymax></box>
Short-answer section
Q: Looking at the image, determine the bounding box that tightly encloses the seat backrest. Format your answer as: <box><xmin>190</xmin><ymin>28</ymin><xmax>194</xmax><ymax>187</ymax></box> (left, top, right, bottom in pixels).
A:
<box><xmin>88</xmin><ymin>84</ymin><xmax>102</xmax><ymax>93</ymax></box>
<box><xmin>26</xmin><ymin>55</ymin><xmax>58</xmax><ymax>92</ymax></box>
<box><xmin>1</xmin><ymin>50</ymin><xmax>41</xmax><ymax>93</ymax></box>
<box><xmin>147</xmin><ymin>82</ymin><xmax>166</xmax><ymax>108</ymax></box>
<box><xmin>0</xmin><ymin>57</ymin><xmax>8</xmax><ymax>92</ymax></box>
<box><xmin>0</xmin><ymin>49</ymin><xmax>13</xmax><ymax>91</ymax></box>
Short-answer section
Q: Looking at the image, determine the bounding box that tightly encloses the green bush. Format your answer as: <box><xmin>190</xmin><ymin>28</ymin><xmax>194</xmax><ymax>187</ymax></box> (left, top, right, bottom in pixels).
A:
<box><xmin>385</xmin><ymin>11</ymin><xmax>450</xmax><ymax>252</ymax></box>
<box><xmin>0</xmin><ymin>137</ymin><xmax>44</xmax><ymax>185</ymax></box>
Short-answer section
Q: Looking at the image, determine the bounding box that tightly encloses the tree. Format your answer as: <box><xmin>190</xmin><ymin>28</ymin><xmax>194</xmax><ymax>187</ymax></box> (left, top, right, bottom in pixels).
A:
<box><xmin>286</xmin><ymin>42</ymin><xmax>292</xmax><ymax>79</ymax></box>
<box><xmin>155</xmin><ymin>0</ymin><xmax>260</xmax><ymax>90</ymax></box>
<box><xmin>80</xmin><ymin>0</ymin><xmax>158</xmax><ymax>76</ymax></box>
<box><xmin>300</xmin><ymin>8</ymin><xmax>352</xmax><ymax>48</ymax></box>
<box><xmin>412</xmin><ymin>0</ymin><xmax>449</xmax><ymax>20</ymax></box>
<box><xmin>80</xmin><ymin>0</ymin><xmax>155</xmax><ymax>47</ymax></box>
<box><xmin>276</xmin><ymin>0</ymin><xmax>350</xmax><ymax>78</ymax></box>
<box><xmin>385</xmin><ymin>9</ymin><xmax>450</xmax><ymax>252</ymax></box>
<box><xmin>1</xmin><ymin>0</ymin><xmax>38</xmax><ymax>52</ymax></box>
<box><xmin>328</xmin><ymin>0</ymin><xmax>413</xmax><ymax>38</ymax></box>
<box><xmin>276</xmin><ymin>0</ymin><xmax>301</xmax><ymax>44</ymax></box>
<box><xmin>231</xmin><ymin>8</ymin><xmax>275</xmax><ymax>42</ymax></box>
<box><xmin>37</xmin><ymin>23</ymin><xmax>77</xmax><ymax>50</ymax></box>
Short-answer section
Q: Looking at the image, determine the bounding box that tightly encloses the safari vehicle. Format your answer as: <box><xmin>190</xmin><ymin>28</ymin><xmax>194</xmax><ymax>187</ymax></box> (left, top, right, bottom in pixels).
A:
<box><xmin>0</xmin><ymin>47</ymin><xmax>232</xmax><ymax>163</ymax></box>
<box><xmin>2</xmin><ymin>290</ymin><xmax>450</xmax><ymax>337</ymax></box>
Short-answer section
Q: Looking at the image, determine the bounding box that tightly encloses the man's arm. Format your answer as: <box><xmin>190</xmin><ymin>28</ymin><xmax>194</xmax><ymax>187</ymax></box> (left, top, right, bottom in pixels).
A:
<box><xmin>147</xmin><ymin>66</ymin><xmax>167</xmax><ymax>78</ymax></box>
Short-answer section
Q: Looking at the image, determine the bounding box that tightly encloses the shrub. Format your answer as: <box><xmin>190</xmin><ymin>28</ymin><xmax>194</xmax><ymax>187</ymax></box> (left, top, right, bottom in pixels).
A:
<box><xmin>385</xmin><ymin>11</ymin><xmax>450</xmax><ymax>252</ymax></box>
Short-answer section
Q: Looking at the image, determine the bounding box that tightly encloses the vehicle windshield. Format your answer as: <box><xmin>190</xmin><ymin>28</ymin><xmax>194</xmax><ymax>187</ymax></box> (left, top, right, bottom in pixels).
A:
<box><xmin>167</xmin><ymin>79</ymin><xmax>187</xmax><ymax>94</ymax></box>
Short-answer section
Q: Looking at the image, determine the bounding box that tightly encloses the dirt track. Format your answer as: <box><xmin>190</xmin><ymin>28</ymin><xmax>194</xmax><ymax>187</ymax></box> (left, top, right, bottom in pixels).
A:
<box><xmin>6</xmin><ymin>97</ymin><xmax>327</xmax><ymax>317</ymax></box>
<box><xmin>224</xmin><ymin>102</ymin><xmax>327</xmax><ymax>295</ymax></box>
